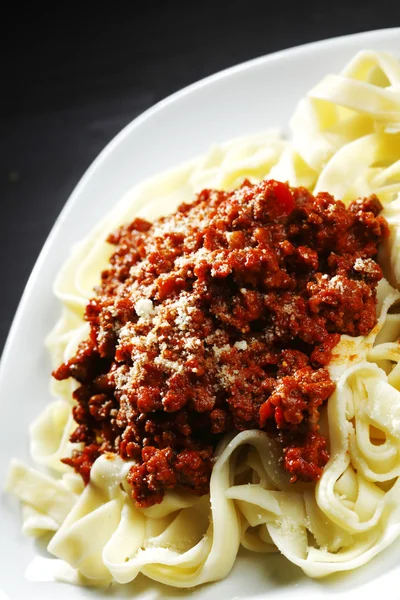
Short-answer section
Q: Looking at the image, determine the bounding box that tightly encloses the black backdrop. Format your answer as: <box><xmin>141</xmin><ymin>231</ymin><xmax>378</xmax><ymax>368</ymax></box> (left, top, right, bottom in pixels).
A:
<box><xmin>1</xmin><ymin>2</ymin><xmax>399</xmax><ymax>354</ymax></box>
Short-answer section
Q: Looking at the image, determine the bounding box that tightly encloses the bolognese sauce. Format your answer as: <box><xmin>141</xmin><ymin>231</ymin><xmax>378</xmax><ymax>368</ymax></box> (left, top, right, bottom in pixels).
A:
<box><xmin>54</xmin><ymin>179</ymin><xmax>388</xmax><ymax>507</ymax></box>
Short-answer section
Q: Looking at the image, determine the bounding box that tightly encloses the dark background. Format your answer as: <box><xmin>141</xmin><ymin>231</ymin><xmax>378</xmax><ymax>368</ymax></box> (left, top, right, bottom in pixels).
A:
<box><xmin>1</xmin><ymin>2</ymin><xmax>399</xmax><ymax>355</ymax></box>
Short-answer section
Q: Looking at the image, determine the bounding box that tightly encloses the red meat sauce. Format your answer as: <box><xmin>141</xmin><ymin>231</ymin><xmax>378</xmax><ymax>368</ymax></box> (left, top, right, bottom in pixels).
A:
<box><xmin>54</xmin><ymin>179</ymin><xmax>388</xmax><ymax>507</ymax></box>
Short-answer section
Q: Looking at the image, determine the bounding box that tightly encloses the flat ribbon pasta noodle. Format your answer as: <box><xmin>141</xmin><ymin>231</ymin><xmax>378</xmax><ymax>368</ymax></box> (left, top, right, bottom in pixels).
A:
<box><xmin>6</xmin><ymin>461</ymin><xmax>79</xmax><ymax>528</ymax></box>
<box><xmin>29</xmin><ymin>400</ymin><xmax>78</xmax><ymax>473</ymax></box>
<box><xmin>41</xmin><ymin>436</ymin><xmax>242</xmax><ymax>587</ymax></box>
<box><xmin>315</xmin><ymin>133</ymin><xmax>400</xmax><ymax>201</ymax></box>
<box><xmin>342</xmin><ymin>51</ymin><xmax>400</xmax><ymax>86</ymax></box>
<box><xmin>267</xmin><ymin>145</ymin><xmax>318</xmax><ymax>189</ymax></box>
<box><xmin>104</xmin><ymin>434</ymin><xmax>244</xmax><ymax>587</ymax></box>
<box><xmin>310</xmin><ymin>76</ymin><xmax>400</xmax><ymax>123</ymax></box>
<box><xmin>227</xmin><ymin>365</ymin><xmax>400</xmax><ymax>577</ymax></box>
<box><xmin>273</xmin><ymin>51</ymin><xmax>400</xmax><ymax>205</ymax></box>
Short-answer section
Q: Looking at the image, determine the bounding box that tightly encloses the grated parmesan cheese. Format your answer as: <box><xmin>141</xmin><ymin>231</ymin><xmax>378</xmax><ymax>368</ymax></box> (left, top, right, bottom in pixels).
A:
<box><xmin>234</xmin><ymin>340</ymin><xmax>248</xmax><ymax>351</ymax></box>
<box><xmin>134</xmin><ymin>298</ymin><xmax>155</xmax><ymax>318</ymax></box>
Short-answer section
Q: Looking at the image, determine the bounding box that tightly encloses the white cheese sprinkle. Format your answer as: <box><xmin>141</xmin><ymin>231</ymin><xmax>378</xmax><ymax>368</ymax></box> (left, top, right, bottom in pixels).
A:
<box><xmin>134</xmin><ymin>298</ymin><xmax>154</xmax><ymax>318</ymax></box>
<box><xmin>234</xmin><ymin>340</ymin><xmax>248</xmax><ymax>350</ymax></box>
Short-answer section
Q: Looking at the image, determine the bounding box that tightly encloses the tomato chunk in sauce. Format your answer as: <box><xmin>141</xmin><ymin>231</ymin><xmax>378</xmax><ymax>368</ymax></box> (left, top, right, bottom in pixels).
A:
<box><xmin>54</xmin><ymin>179</ymin><xmax>388</xmax><ymax>507</ymax></box>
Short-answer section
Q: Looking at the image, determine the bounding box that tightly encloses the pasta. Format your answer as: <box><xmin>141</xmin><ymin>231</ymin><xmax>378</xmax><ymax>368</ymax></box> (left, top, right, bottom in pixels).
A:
<box><xmin>6</xmin><ymin>49</ymin><xmax>400</xmax><ymax>589</ymax></box>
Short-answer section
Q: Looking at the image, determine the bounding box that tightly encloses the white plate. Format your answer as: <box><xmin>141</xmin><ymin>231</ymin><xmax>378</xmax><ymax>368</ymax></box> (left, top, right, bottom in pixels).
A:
<box><xmin>1</xmin><ymin>28</ymin><xmax>400</xmax><ymax>600</ymax></box>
